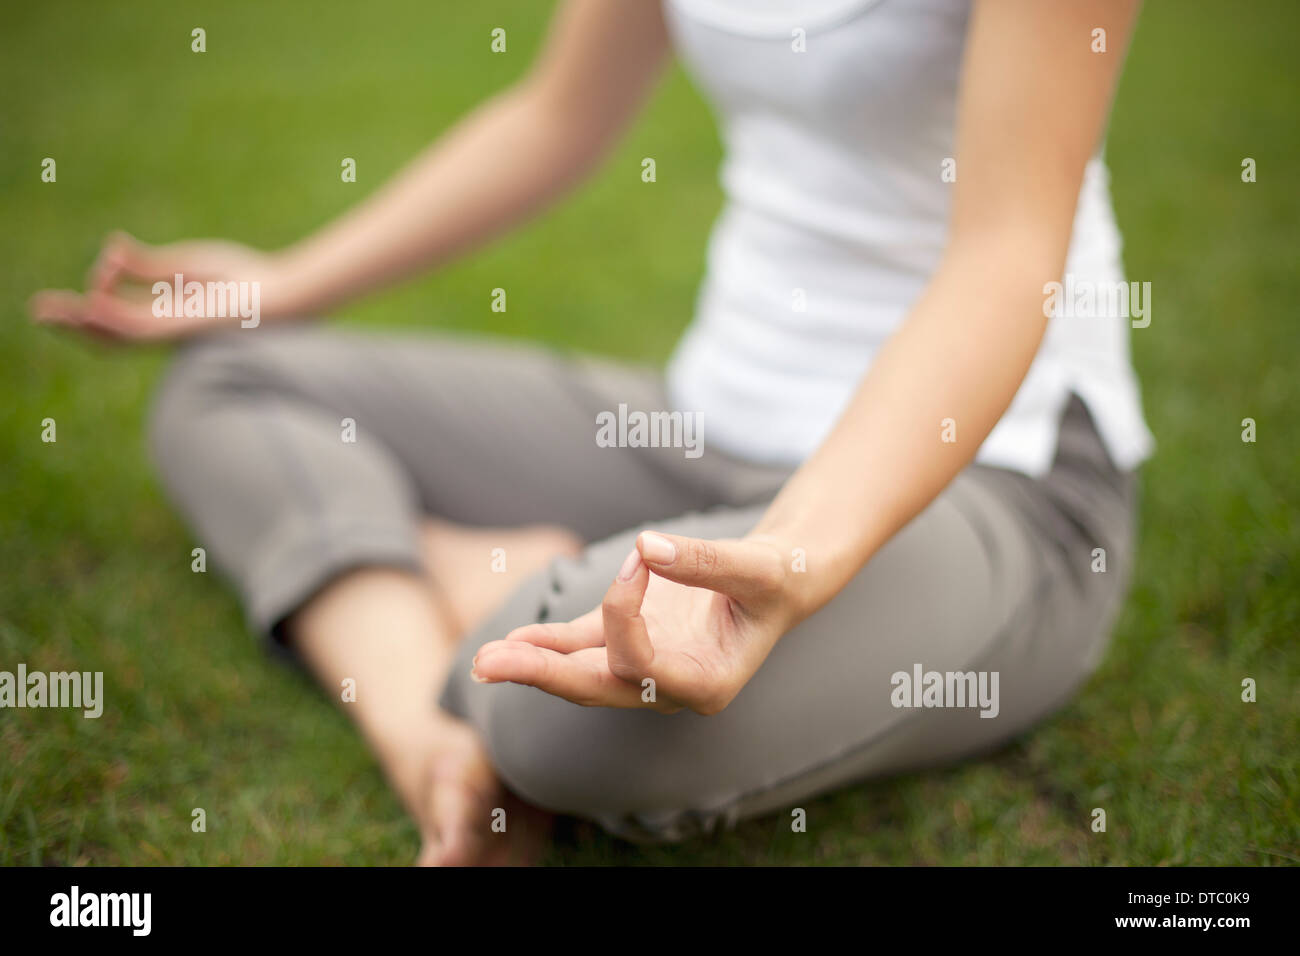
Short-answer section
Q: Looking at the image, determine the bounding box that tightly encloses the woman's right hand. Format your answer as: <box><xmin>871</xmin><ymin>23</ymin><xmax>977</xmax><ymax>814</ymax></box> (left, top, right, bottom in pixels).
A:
<box><xmin>28</xmin><ymin>232</ymin><xmax>308</xmax><ymax>342</ymax></box>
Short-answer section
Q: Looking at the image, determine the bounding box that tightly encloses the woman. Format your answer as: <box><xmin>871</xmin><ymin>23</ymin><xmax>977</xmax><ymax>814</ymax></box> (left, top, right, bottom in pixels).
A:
<box><xmin>31</xmin><ymin>0</ymin><xmax>1153</xmax><ymax>864</ymax></box>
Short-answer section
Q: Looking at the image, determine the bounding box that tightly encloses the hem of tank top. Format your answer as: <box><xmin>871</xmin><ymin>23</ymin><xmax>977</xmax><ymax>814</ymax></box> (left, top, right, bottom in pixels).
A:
<box><xmin>665</xmin><ymin>0</ymin><xmax>890</xmax><ymax>40</ymax></box>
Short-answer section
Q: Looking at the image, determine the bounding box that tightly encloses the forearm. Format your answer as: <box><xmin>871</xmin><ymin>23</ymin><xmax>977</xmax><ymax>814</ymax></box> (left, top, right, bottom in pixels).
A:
<box><xmin>751</xmin><ymin>0</ymin><xmax>1139</xmax><ymax>621</ymax></box>
<box><xmin>274</xmin><ymin>83</ymin><xmax>621</xmax><ymax>315</ymax></box>
<box><xmin>752</xmin><ymin>242</ymin><xmax>1053</xmax><ymax>619</ymax></box>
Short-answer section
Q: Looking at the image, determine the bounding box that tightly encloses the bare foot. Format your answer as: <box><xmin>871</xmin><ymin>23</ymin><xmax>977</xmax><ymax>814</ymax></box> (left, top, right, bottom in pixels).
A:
<box><xmin>420</xmin><ymin>518</ymin><xmax>582</xmax><ymax>638</ymax></box>
<box><xmin>399</xmin><ymin>716</ymin><xmax>553</xmax><ymax>867</ymax></box>
<box><xmin>390</xmin><ymin>517</ymin><xmax>576</xmax><ymax>863</ymax></box>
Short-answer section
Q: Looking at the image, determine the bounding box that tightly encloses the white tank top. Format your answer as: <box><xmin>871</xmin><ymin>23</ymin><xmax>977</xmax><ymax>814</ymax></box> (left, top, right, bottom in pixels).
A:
<box><xmin>662</xmin><ymin>0</ymin><xmax>1155</xmax><ymax>476</ymax></box>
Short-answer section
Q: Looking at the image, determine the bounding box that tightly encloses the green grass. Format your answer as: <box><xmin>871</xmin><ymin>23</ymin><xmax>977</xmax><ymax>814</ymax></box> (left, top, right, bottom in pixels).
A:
<box><xmin>1</xmin><ymin>0</ymin><xmax>1296</xmax><ymax>865</ymax></box>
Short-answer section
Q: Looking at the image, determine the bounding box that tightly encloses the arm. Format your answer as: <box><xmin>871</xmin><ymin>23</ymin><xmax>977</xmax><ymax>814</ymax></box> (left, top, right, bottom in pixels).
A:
<box><xmin>275</xmin><ymin>0</ymin><xmax>671</xmax><ymax>315</ymax></box>
<box><xmin>751</xmin><ymin>0</ymin><xmax>1141</xmax><ymax>619</ymax></box>
<box><xmin>473</xmin><ymin>0</ymin><xmax>1142</xmax><ymax>714</ymax></box>
<box><xmin>29</xmin><ymin>0</ymin><xmax>670</xmax><ymax>338</ymax></box>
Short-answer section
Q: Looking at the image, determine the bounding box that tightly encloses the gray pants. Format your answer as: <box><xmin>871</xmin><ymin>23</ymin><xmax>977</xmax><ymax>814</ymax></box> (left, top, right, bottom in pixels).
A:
<box><xmin>149</xmin><ymin>327</ymin><xmax>1138</xmax><ymax>841</ymax></box>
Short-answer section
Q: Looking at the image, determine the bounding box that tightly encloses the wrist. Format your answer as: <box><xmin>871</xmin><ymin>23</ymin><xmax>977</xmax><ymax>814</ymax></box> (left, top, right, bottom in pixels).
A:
<box><xmin>744</xmin><ymin>524</ymin><xmax>865</xmax><ymax>627</ymax></box>
<box><xmin>267</xmin><ymin>245</ymin><xmax>330</xmax><ymax>317</ymax></box>
<box><xmin>740</xmin><ymin>530</ymin><xmax>821</xmax><ymax>629</ymax></box>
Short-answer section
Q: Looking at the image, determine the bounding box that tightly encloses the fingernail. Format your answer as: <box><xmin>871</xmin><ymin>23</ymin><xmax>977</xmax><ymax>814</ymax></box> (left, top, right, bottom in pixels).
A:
<box><xmin>470</xmin><ymin>665</ymin><xmax>489</xmax><ymax>684</ymax></box>
<box><xmin>639</xmin><ymin>532</ymin><xmax>676</xmax><ymax>565</ymax></box>
<box><xmin>616</xmin><ymin>548</ymin><xmax>642</xmax><ymax>581</ymax></box>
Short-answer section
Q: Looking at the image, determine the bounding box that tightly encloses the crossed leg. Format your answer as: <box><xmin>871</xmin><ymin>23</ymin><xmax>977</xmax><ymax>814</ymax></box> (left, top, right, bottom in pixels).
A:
<box><xmin>287</xmin><ymin>520</ymin><xmax>581</xmax><ymax>865</ymax></box>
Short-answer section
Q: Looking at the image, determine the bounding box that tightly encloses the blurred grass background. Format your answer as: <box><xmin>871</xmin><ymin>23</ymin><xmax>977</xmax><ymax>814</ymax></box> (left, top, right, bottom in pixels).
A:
<box><xmin>1</xmin><ymin>0</ymin><xmax>1296</xmax><ymax>865</ymax></box>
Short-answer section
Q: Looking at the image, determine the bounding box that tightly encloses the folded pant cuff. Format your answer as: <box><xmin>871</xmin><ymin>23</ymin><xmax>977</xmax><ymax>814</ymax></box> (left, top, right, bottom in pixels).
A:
<box><xmin>241</xmin><ymin>517</ymin><xmax>425</xmax><ymax>639</ymax></box>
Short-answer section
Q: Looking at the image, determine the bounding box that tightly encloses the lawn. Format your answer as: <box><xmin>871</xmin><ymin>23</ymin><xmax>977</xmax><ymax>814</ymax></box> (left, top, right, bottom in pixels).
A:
<box><xmin>1</xmin><ymin>0</ymin><xmax>1296</xmax><ymax>865</ymax></box>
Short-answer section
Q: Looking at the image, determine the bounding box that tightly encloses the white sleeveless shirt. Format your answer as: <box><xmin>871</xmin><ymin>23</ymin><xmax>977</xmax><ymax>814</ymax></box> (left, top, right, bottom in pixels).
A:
<box><xmin>662</xmin><ymin>0</ymin><xmax>1155</xmax><ymax>476</ymax></box>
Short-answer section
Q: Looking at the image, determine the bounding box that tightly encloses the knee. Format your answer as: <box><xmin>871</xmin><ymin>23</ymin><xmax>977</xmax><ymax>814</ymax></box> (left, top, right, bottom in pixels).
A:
<box><xmin>146</xmin><ymin>334</ymin><xmax>263</xmax><ymax>471</ymax></box>
<box><xmin>478</xmin><ymin>687</ymin><xmax>589</xmax><ymax>814</ymax></box>
<box><xmin>476</xmin><ymin>681</ymin><xmax>702</xmax><ymax>834</ymax></box>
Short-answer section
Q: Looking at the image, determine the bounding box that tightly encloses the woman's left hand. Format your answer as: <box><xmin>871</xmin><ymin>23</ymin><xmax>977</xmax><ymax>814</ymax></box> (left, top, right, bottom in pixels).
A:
<box><xmin>471</xmin><ymin>532</ymin><xmax>799</xmax><ymax>715</ymax></box>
